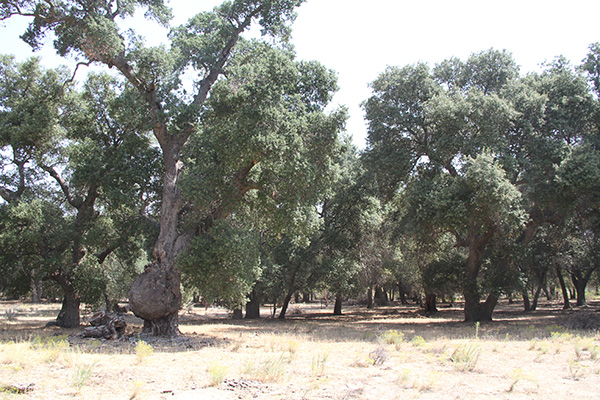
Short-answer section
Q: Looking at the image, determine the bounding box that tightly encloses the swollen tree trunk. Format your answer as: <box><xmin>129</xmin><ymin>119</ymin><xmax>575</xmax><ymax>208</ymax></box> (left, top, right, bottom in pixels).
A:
<box><xmin>129</xmin><ymin>137</ymin><xmax>187</xmax><ymax>337</ymax></box>
<box><xmin>333</xmin><ymin>293</ymin><xmax>343</xmax><ymax>316</ymax></box>
<box><xmin>129</xmin><ymin>262</ymin><xmax>182</xmax><ymax>336</ymax></box>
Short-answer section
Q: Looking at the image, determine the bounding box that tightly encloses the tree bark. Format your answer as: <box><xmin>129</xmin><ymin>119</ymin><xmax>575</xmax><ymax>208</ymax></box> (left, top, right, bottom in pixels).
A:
<box><xmin>245</xmin><ymin>289</ymin><xmax>261</xmax><ymax>319</ymax></box>
<box><xmin>366</xmin><ymin>287</ymin><xmax>374</xmax><ymax>309</ymax></box>
<box><xmin>129</xmin><ymin>262</ymin><xmax>182</xmax><ymax>336</ymax></box>
<box><xmin>531</xmin><ymin>285</ymin><xmax>543</xmax><ymax>311</ymax></box>
<box><xmin>573</xmin><ymin>278</ymin><xmax>588</xmax><ymax>307</ymax></box>
<box><xmin>522</xmin><ymin>289</ymin><xmax>531</xmax><ymax>312</ymax></box>
<box><xmin>398</xmin><ymin>282</ymin><xmax>408</xmax><ymax>305</ymax></box>
<box><xmin>232</xmin><ymin>308</ymin><xmax>243</xmax><ymax>319</ymax></box>
<box><xmin>556</xmin><ymin>266</ymin><xmax>571</xmax><ymax>310</ymax></box>
<box><xmin>375</xmin><ymin>286</ymin><xmax>388</xmax><ymax>306</ymax></box>
<box><xmin>462</xmin><ymin>228</ymin><xmax>497</xmax><ymax>322</ymax></box>
<box><xmin>30</xmin><ymin>273</ymin><xmax>43</xmax><ymax>304</ymax></box>
<box><xmin>424</xmin><ymin>293</ymin><xmax>438</xmax><ymax>313</ymax></box>
<box><xmin>570</xmin><ymin>267</ymin><xmax>594</xmax><ymax>307</ymax></box>
<box><xmin>333</xmin><ymin>293</ymin><xmax>343</xmax><ymax>315</ymax></box>
<box><xmin>278</xmin><ymin>291</ymin><xmax>294</xmax><ymax>319</ymax></box>
<box><xmin>53</xmin><ymin>277</ymin><xmax>81</xmax><ymax>328</ymax></box>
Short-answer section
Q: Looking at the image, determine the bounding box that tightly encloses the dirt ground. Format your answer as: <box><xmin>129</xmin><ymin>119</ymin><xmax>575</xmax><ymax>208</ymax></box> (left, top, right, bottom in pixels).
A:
<box><xmin>1</xmin><ymin>299</ymin><xmax>600</xmax><ymax>399</ymax></box>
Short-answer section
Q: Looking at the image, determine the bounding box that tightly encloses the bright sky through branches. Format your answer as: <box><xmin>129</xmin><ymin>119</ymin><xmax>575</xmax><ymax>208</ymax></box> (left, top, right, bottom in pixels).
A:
<box><xmin>2</xmin><ymin>0</ymin><xmax>599</xmax><ymax>148</ymax></box>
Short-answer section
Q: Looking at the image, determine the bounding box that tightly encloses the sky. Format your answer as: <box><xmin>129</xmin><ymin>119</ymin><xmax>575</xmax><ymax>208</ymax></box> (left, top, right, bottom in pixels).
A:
<box><xmin>2</xmin><ymin>0</ymin><xmax>600</xmax><ymax>148</ymax></box>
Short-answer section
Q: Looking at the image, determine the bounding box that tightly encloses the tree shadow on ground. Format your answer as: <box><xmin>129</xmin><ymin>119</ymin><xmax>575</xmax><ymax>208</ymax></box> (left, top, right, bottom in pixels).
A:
<box><xmin>1</xmin><ymin>299</ymin><xmax>597</xmax><ymax>355</ymax></box>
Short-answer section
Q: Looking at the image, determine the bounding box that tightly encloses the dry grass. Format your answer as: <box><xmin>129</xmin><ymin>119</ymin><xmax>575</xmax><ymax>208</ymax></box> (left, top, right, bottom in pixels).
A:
<box><xmin>1</xmin><ymin>300</ymin><xmax>600</xmax><ymax>399</ymax></box>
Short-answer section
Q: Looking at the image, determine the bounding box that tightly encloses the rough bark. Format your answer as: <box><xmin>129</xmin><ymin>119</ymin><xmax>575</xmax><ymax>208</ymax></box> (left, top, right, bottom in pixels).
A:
<box><xmin>464</xmin><ymin>291</ymin><xmax>498</xmax><ymax>322</ymax></box>
<box><xmin>573</xmin><ymin>279</ymin><xmax>588</xmax><ymax>307</ymax></box>
<box><xmin>232</xmin><ymin>308</ymin><xmax>243</xmax><ymax>319</ymax></box>
<box><xmin>80</xmin><ymin>313</ymin><xmax>127</xmax><ymax>339</ymax></box>
<box><xmin>129</xmin><ymin>263</ymin><xmax>181</xmax><ymax>336</ymax></box>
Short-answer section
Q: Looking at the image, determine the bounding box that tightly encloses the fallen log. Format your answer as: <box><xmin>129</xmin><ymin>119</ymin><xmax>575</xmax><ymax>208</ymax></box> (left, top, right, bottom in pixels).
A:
<box><xmin>80</xmin><ymin>313</ymin><xmax>127</xmax><ymax>340</ymax></box>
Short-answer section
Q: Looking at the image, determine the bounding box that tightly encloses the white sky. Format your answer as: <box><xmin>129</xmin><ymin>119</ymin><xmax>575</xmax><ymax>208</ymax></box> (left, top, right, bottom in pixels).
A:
<box><xmin>2</xmin><ymin>0</ymin><xmax>600</xmax><ymax>148</ymax></box>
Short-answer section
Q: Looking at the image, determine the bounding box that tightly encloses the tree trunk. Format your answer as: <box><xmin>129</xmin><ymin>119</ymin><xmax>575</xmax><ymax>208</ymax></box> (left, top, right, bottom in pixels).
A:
<box><xmin>302</xmin><ymin>292</ymin><xmax>311</xmax><ymax>303</ymax></box>
<box><xmin>30</xmin><ymin>275</ymin><xmax>43</xmax><ymax>304</ymax></box>
<box><xmin>129</xmin><ymin>262</ymin><xmax>182</xmax><ymax>336</ymax></box>
<box><xmin>50</xmin><ymin>273</ymin><xmax>80</xmax><ymax>328</ymax></box>
<box><xmin>522</xmin><ymin>289</ymin><xmax>531</xmax><ymax>312</ymax></box>
<box><xmin>556</xmin><ymin>266</ymin><xmax>571</xmax><ymax>310</ymax></box>
<box><xmin>462</xmin><ymin>232</ymin><xmax>497</xmax><ymax>322</ymax></box>
<box><xmin>55</xmin><ymin>285</ymin><xmax>80</xmax><ymax>328</ymax></box>
<box><xmin>571</xmin><ymin>269</ymin><xmax>591</xmax><ymax>307</ymax></box>
<box><xmin>333</xmin><ymin>294</ymin><xmax>343</xmax><ymax>316</ymax></box>
<box><xmin>366</xmin><ymin>287</ymin><xmax>374</xmax><ymax>309</ymax></box>
<box><xmin>278</xmin><ymin>291</ymin><xmax>294</xmax><ymax>319</ymax></box>
<box><xmin>531</xmin><ymin>285</ymin><xmax>543</xmax><ymax>311</ymax></box>
<box><xmin>398</xmin><ymin>282</ymin><xmax>408</xmax><ymax>305</ymax></box>
<box><xmin>424</xmin><ymin>293</ymin><xmax>437</xmax><ymax>313</ymax></box>
<box><xmin>232</xmin><ymin>308</ymin><xmax>243</xmax><ymax>319</ymax></box>
<box><xmin>245</xmin><ymin>289</ymin><xmax>261</xmax><ymax>319</ymax></box>
<box><xmin>375</xmin><ymin>286</ymin><xmax>388</xmax><ymax>306</ymax></box>
<box><xmin>128</xmin><ymin>135</ymin><xmax>187</xmax><ymax>337</ymax></box>
<box><xmin>573</xmin><ymin>279</ymin><xmax>588</xmax><ymax>307</ymax></box>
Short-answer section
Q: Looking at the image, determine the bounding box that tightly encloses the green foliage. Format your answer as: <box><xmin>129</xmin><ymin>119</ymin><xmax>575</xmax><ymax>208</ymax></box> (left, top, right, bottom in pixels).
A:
<box><xmin>181</xmin><ymin>41</ymin><xmax>344</xmax><ymax>235</ymax></box>
<box><xmin>180</xmin><ymin>220</ymin><xmax>261</xmax><ymax>308</ymax></box>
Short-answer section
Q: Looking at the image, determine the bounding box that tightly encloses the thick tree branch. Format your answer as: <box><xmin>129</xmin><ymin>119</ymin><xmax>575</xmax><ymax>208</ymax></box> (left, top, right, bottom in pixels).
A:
<box><xmin>39</xmin><ymin>163</ymin><xmax>79</xmax><ymax>207</ymax></box>
<box><xmin>193</xmin><ymin>7</ymin><xmax>262</xmax><ymax>107</ymax></box>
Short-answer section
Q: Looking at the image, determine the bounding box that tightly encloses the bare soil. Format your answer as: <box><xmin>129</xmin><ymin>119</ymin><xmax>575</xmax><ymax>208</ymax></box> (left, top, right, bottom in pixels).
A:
<box><xmin>1</xmin><ymin>299</ymin><xmax>599</xmax><ymax>399</ymax></box>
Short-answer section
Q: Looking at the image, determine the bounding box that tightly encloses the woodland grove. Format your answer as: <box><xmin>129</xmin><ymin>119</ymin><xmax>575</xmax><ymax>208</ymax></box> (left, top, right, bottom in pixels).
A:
<box><xmin>1</xmin><ymin>0</ymin><xmax>599</xmax><ymax>335</ymax></box>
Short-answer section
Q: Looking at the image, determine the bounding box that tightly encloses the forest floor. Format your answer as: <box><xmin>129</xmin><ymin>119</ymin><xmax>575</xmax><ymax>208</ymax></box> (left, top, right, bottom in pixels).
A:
<box><xmin>1</xmin><ymin>299</ymin><xmax>600</xmax><ymax>399</ymax></box>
